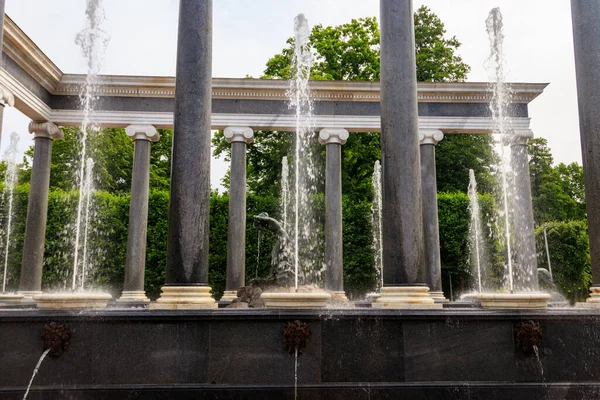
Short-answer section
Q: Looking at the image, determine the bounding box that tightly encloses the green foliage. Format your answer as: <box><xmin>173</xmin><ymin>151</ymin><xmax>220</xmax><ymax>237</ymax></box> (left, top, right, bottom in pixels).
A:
<box><xmin>535</xmin><ymin>220</ymin><xmax>591</xmax><ymax>303</ymax></box>
<box><xmin>528</xmin><ymin>138</ymin><xmax>586</xmax><ymax>224</ymax></box>
<box><xmin>437</xmin><ymin>192</ymin><xmax>502</xmax><ymax>297</ymax></box>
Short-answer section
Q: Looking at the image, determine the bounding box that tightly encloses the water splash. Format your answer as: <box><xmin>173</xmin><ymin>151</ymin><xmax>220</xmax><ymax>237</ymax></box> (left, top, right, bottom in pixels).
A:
<box><xmin>71</xmin><ymin>0</ymin><xmax>109</xmax><ymax>291</ymax></box>
<box><xmin>22</xmin><ymin>348</ymin><xmax>51</xmax><ymax>400</ymax></box>
<box><xmin>281</xmin><ymin>156</ymin><xmax>290</xmax><ymax>232</ymax></box>
<box><xmin>294</xmin><ymin>348</ymin><xmax>299</xmax><ymax>400</ymax></box>
<box><xmin>371</xmin><ymin>160</ymin><xmax>383</xmax><ymax>290</ymax></box>
<box><xmin>255</xmin><ymin>230</ymin><xmax>261</xmax><ymax>279</ymax></box>
<box><xmin>468</xmin><ymin>169</ymin><xmax>484</xmax><ymax>293</ymax></box>
<box><xmin>1</xmin><ymin>132</ymin><xmax>19</xmax><ymax>292</ymax></box>
<box><xmin>288</xmin><ymin>14</ymin><xmax>320</xmax><ymax>290</ymax></box>
<box><xmin>486</xmin><ymin>7</ymin><xmax>515</xmax><ymax>292</ymax></box>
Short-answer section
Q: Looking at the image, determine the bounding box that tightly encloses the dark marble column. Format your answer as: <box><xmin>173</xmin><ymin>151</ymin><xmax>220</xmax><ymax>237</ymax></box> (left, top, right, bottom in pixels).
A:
<box><xmin>18</xmin><ymin>122</ymin><xmax>63</xmax><ymax>303</ymax></box>
<box><xmin>319</xmin><ymin>129</ymin><xmax>348</xmax><ymax>299</ymax></box>
<box><xmin>419</xmin><ymin>129</ymin><xmax>447</xmax><ymax>302</ymax></box>
<box><xmin>117</xmin><ymin>125</ymin><xmax>160</xmax><ymax>305</ymax></box>
<box><xmin>510</xmin><ymin>130</ymin><xmax>538</xmax><ymax>292</ymax></box>
<box><xmin>221</xmin><ymin>126</ymin><xmax>253</xmax><ymax>302</ymax></box>
<box><xmin>152</xmin><ymin>0</ymin><xmax>215</xmax><ymax>309</ymax></box>
<box><xmin>572</xmin><ymin>0</ymin><xmax>600</xmax><ymax>305</ymax></box>
<box><xmin>379</xmin><ymin>1</ymin><xmax>424</xmax><ymax>283</ymax></box>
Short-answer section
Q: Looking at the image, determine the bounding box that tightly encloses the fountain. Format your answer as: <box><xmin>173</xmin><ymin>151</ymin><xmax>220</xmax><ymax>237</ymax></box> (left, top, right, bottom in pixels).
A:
<box><xmin>0</xmin><ymin>132</ymin><xmax>24</xmax><ymax>304</ymax></box>
<box><xmin>468</xmin><ymin>169</ymin><xmax>485</xmax><ymax>293</ymax></box>
<box><xmin>260</xmin><ymin>14</ymin><xmax>330</xmax><ymax>308</ymax></box>
<box><xmin>476</xmin><ymin>8</ymin><xmax>549</xmax><ymax>309</ymax></box>
<box><xmin>33</xmin><ymin>0</ymin><xmax>111</xmax><ymax>309</ymax></box>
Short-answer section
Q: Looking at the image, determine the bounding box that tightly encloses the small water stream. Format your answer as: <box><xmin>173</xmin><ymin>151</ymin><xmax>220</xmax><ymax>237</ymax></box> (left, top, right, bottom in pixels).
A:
<box><xmin>22</xmin><ymin>348</ymin><xmax>51</xmax><ymax>400</ymax></box>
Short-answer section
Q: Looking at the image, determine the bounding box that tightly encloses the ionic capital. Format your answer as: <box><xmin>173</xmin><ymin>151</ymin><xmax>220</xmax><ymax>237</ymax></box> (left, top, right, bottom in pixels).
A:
<box><xmin>509</xmin><ymin>129</ymin><xmax>534</xmax><ymax>146</ymax></box>
<box><xmin>28</xmin><ymin>121</ymin><xmax>63</xmax><ymax>140</ymax></box>
<box><xmin>224</xmin><ymin>126</ymin><xmax>254</xmax><ymax>144</ymax></box>
<box><xmin>0</xmin><ymin>84</ymin><xmax>14</xmax><ymax>107</ymax></box>
<box><xmin>125</xmin><ymin>124</ymin><xmax>160</xmax><ymax>142</ymax></box>
<box><xmin>419</xmin><ymin>129</ymin><xmax>444</xmax><ymax>145</ymax></box>
<box><xmin>319</xmin><ymin>128</ymin><xmax>349</xmax><ymax>145</ymax></box>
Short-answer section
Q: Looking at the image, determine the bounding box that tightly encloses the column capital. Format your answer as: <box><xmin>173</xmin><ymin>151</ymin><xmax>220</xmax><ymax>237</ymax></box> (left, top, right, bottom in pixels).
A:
<box><xmin>125</xmin><ymin>124</ymin><xmax>160</xmax><ymax>142</ymax></box>
<box><xmin>0</xmin><ymin>84</ymin><xmax>14</xmax><ymax>107</ymax></box>
<box><xmin>419</xmin><ymin>129</ymin><xmax>444</xmax><ymax>145</ymax></box>
<box><xmin>28</xmin><ymin>121</ymin><xmax>63</xmax><ymax>140</ymax></box>
<box><xmin>224</xmin><ymin>126</ymin><xmax>254</xmax><ymax>144</ymax></box>
<box><xmin>319</xmin><ymin>128</ymin><xmax>349</xmax><ymax>145</ymax></box>
<box><xmin>509</xmin><ymin>129</ymin><xmax>534</xmax><ymax>146</ymax></box>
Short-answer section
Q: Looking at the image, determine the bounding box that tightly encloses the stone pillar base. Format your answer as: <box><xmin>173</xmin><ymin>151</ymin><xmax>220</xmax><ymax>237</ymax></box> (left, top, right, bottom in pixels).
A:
<box><xmin>220</xmin><ymin>290</ymin><xmax>238</xmax><ymax>302</ymax></box>
<box><xmin>0</xmin><ymin>293</ymin><xmax>24</xmax><ymax>305</ymax></box>
<box><xmin>149</xmin><ymin>286</ymin><xmax>217</xmax><ymax>310</ymax></box>
<box><xmin>372</xmin><ymin>286</ymin><xmax>443</xmax><ymax>309</ymax></box>
<box><xmin>18</xmin><ymin>290</ymin><xmax>43</xmax><ymax>305</ymax></box>
<box><xmin>576</xmin><ymin>287</ymin><xmax>600</xmax><ymax>308</ymax></box>
<box><xmin>328</xmin><ymin>290</ymin><xmax>351</xmax><ymax>307</ymax></box>
<box><xmin>477</xmin><ymin>293</ymin><xmax>551</xmax><ymax>310</ymax></box>
<box><xmin>429</xmin><ymin>290</ymin><xmax>449</xmax><ymax>303</ymax></box>
<box><xmin>116</xmin><ymin>291</ymin><xmax>150</xmax><ymax>304</ymax></box>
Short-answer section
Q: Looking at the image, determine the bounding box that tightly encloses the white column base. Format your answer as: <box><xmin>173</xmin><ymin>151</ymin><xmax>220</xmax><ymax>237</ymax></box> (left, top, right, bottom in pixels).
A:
<box><xmin>429</xmin><ymin>290</ymin><xmax>449</xmax><ymax>303</ymax></box>
<box><xmin>477</xmin><ymin>293</ymin><xmax>551</xmax><ymax>309</ymax></box>
<box><xmin>576</xmin><ymin>286</ymin><xmax>600</xmax><ymax>308</ymax></box>
<box><xmin>18</xmin><ymin>290</ymin><xmax>43</xmax><ymax>305</ymax></box>
<box><xmin>149</xmin><ymin>286</ymin><xmax>217</xmax><ymax>310</ymax></box>
<box><xmin>116</xmin><ymin>290</ymin><xmax>150</xmax><ymax>304</ymax></box>
<box><xmin>0</xmin><ymin>293</ymin><xmax>24</xmax><ymax>304</ymax></box>
<box><xmin>220</xmin><ymin>290</ymin><xmax>238</xmax><ymax>302</ymax></box>
<box><xmin>371</xmin><ymin>286</ymin><xmax>443</xmax><ymax>309</ymax></box>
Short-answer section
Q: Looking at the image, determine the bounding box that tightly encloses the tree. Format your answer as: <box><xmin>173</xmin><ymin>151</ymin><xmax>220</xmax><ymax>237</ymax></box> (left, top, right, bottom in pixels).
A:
<box><xmin>528</xmin><ymin>138</ymin><xmax>585</xmax><ymax>224</ymax></box>
<box><xmin>21</xmin><ymin>127</ymin><xmax>172</xmax><ymax>193</ymax></box>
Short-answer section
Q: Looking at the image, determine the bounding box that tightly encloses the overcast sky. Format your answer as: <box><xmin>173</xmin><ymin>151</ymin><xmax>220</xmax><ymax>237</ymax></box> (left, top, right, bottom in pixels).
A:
<box><xmin>2</xmin><ymin>0</ymin><xmax>581</xmax><ymax>189</ymax></box>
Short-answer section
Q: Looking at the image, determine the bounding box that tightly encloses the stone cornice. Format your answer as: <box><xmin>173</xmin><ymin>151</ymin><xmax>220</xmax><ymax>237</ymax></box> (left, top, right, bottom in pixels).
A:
<box><xmin>52</xmin><ymin>75</ymin><xmax>547</xmax><ymax>104</ymax></box>
<box><xmin>3</xmin><ymin>15</ymin><xmax>63</xmax><ymax>92</ymax></box>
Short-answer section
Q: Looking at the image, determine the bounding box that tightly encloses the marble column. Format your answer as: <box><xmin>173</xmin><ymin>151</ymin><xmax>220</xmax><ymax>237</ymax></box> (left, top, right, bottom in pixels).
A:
<box><xmin>221</xmin><ymin>126</ymin><xmax>253</xmax><ymax>302</ymax></box>
<box><xmin>375</xmin><ymin>0</ymin><xmax>438</xmax><ymax>308</ymax></box>
<box><xmin>117</xmin><ymin>125</ymin><xmax>160</xmax><ymax>305</ymax></box>
<box><xmin>509</xmin><ymin>130</ymin><xmax>538</xmax><ymax>292</ymax></box>
<box><xmin>0</xmin><ymin>0</ymin><xmax>11</xmax><ymax>150</ymax></box>
<box><xmin>419</xmin><ymin>130</ymin><xmax>447</xmax><ymax>303</ymax></box>
<box><xmin>151</xmin><ymin>0</ymin><xmax>216</xmax><ymax>310</ymax></box>
<box><xmin>319</xmin><ymin>129</ymin><xmax>348</xmax><ymax>300</ymax></box>
<box><xmin>18</xmin><ymin>122</ymin><xmax>63</xmax><ymax>303</ymax></box>
<box><xmin>571</xmin><ymin>0</ymin><xmax>600</xmax><ymax>306</ymax></box>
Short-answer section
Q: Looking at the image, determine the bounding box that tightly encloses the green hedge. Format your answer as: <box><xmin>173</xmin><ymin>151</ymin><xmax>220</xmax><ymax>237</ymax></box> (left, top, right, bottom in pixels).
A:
<box><xmin>535</xmin><ymin>220</ymin><xmax>591</xmax><ymax>304</ymax></box>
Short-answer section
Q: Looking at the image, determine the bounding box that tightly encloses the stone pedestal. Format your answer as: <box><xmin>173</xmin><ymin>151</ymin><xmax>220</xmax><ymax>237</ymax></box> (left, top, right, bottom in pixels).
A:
<box><xmin>419</xmin><ymin>130</ymin><xmax>448</xmax><ymax>303</ymax></box>
<box><xmin>153</xmin><ymin>0</ymin><xmax>215</xmax><ymax>309</ymax></box>
<box><xmin>571</xmin><ymin>0</ymin><xmax>600</xmax><ymax>304</ymax></box>
<box><xmin>18</xmin><ymin>122</ymin><xmax>63</xmax><ymax>304</ymax></box>
<box><xmin>379</xmin><ymin>0</ymin><xmax>425</xmax><ymax>286</ymax></box>
<box><xmin>319</xmin><ymin>129</ymin><xmax>348</xmax><ymax>298</ymax></box>
<box><xmin>117</xmin><ymin>125</ymin><xmax>160</xmax><ymax>305</ymax></box>
<box><xmin>223</xmin><ymin>126</ymin><xmax>253</xmax><ymax>299</ymax></box>
<box><xmin>576</xmin><ymin>286</ymin><xmax>600</xmax><ymax>308</ymax></box>
<box><xmin>477</xmin><ymin>293</ymin><xmax>551</xmax><ymax>310</ymax></box>
<box><xmin>372</xmin><ymin>286</ymin><xmax>443</xmax><ymax>309</ymax></box>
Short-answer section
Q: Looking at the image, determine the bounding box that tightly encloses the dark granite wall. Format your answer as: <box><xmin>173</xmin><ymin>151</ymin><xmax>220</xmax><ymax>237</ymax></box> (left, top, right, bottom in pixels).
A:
<box><xmin>0</xmin><ymin>309</ymin><xmax>599</xmax><ymax>399</ymax></box>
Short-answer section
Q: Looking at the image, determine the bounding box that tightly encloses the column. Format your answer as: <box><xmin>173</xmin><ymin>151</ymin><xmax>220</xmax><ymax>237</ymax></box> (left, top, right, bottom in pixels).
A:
<box><xmin>571</xmin><ymin>0</ymin><xmax>600</xmax><ymax>306</ymax></box>
<box><xmin>0</xmin><ymin>0</ymin><xmax>11</xmax><ymax>150</ymax></box>
<box><xmin>117</xmin><ymin>125</ymin><xmax>160</xmax><ymax>305</ymax></box>
<box><xmin>151</xmin><ymin>0</ymin><xmax>215</xmax><ymax>309</ymax></box>
<box><xmin>419</xmin><ymin>129</ymin><xmax>447</xmax><ymax>302</ymax></box>
<box><xmin>319</xmin><ymin>128</ymin><xmax>348</xmax><ymax>300</ymax></box>
<box><xmin>221</xmin><ymin>126</ymin><xmax>253</xmax><ymax>302</ymax></box>
<box><xmin>510</xmin><ymin>130</ymin><xmax>538</xmax><ymax>292</ymax></box>
<box><xmin>18</xmin><ymin>121</ymin><xmax>63</xmax><ymax>303</ymax></box>
<box><xmin>375</xmin><ymin>0</ymin><xmax>439</xmax><ymax>308</ymax></box>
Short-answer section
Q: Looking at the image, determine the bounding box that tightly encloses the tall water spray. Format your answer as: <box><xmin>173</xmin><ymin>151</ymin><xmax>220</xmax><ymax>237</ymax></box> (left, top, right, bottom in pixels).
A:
<box><xmin>486</xmin><ymin>8</ymin><xmax>515</xmax><ymax>293</ymax></box>
<box><xmin>1</xmin><ymin>132</ymin><xmax>20</xmax><ymax>292</ymax></box>
<box><xmin>288</xmin><ymin>14</ymin><xmax>319</xmax><ymax>290</ymax></box>
<box><xmin>371</xmin><ymin>160</ymin><xmax>383</xmax><ymax>290</ymax></box>
<box><xmin>468</xmin><ymin>169</ymin><xmax>484</xmax><ymax>293</ymax></box>
<box><xmin>281</xmin><ymin>156</ymin><xmax>290</xmax><ymax>232</ymax></box>
<box><xmin>71</xmin><ymin>0</ymin><xmax>109</xmax><ymax>290</ymax></box>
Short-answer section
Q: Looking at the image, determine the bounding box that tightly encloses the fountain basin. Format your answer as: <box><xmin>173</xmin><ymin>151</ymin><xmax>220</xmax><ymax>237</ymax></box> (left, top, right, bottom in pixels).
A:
<box><xmin>0</xmin><ymin>293</ymin><xmax>24</xmax><ymax>305</ymax></box>
<box><xmin>33</xmin><ymin>292</ymin><xmax>112</xmax><ymax>310</ymax></box>
<box><xmin>477</xmin><ymin>292</ymin><xmax>551</xmax><ymax>309</ymax></box>
<box><xmin>261</xmin><ymin>292</ymin><xmax>331</xmax><ymax>309</ymax></box>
